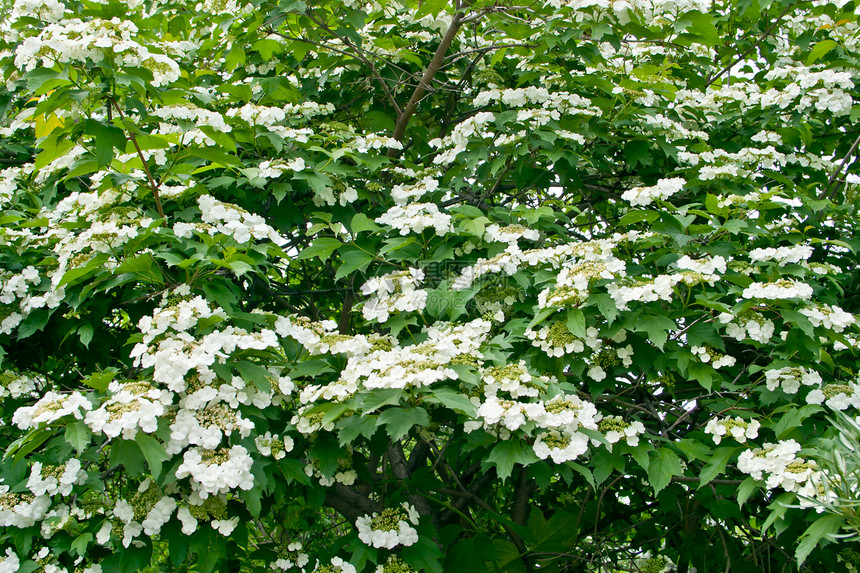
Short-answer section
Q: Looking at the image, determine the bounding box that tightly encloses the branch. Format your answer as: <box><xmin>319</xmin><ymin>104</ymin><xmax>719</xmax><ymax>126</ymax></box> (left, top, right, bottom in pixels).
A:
<box><xmin>325</xmin><ymin>484</ymin><xmax>381</xmax><ymax>522</ymax></box>
<box><xmin>387</xmin><ymin>442</ymin><xmax>436</xmax><ymax>519</ymax></box>
<box><xmin>388</xmin><ymin>12</ymin><xmax>465</xmax><ymax>154</ymax></box>
<box><xmin>109</xmin><ymin>100</ymin><xmax>165</xmax><ymax>219</ymax></box>
<box><xmin>822</xmin><ymin>132</ymin><xmax>860</xmax><ymax>200</ymax></box>
<box><xmin>705</xmin><ymin>2</ymin><xmax>806</xmax><ymax>88</ymax></box>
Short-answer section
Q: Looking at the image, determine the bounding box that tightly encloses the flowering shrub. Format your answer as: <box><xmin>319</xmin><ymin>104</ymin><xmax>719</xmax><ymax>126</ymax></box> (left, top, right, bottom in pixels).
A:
<box><xmin>0</xmin><ymin>0</ymin><xmax>859</xmax><ymax>571</ymax></box>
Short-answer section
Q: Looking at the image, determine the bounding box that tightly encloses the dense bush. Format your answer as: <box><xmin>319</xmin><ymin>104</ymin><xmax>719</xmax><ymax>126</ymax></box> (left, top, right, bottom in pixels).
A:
<box><xmin>1</xmin><ymin>0</ymin><xmax>860</xmax><ymax>571</ymax></box>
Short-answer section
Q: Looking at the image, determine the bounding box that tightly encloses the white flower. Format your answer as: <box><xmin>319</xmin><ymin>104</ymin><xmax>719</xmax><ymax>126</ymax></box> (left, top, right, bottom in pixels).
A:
<box><xmin>355</xmin><ymin>503</ymin><xmax>420</xmax><ymax>549</ymax></box>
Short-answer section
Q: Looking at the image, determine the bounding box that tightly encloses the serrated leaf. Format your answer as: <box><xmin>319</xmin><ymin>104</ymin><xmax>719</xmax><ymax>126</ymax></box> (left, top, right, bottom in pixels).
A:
<box><xmin>234</xmin><ymin>360</ymin><xmax>273</xmax><ymax>393</ymax></box>
<box><xmin>350</xmin><ymin>213</ymin><xmax>382</xmax><ymax>234</ymax></box>
<box><xmin>359</xmin><ymin>388</ymin><xmax>404</xmax><ymax>414</ymax></box>
<box><xmin>425</xmin><ymin>387</ymin><xmax>477</xmax><ymax>416</ymax></box>
<box><xmin>646</xmin><ymin>448</ymin><xmax>682</xmax><ymax>494</ymax></box>
<box><xmin>806</xmin><ymin>39</ymin><xmax>838</xmax><ymax>65</ymax></box>
<box><xmin>487</xmin><ymin>440</ymin><xmax>539</xmax><ymax>482</ymax></box>
<box><xmin>378</xmin><ymin>407</ymin><xmax>429</xmax><ymax>441</ymax></box>
<box><xmin>796</xmin><ymin>514</ymin><xmax>844</xmax><ymax>565</ymax></box>
<box><xmin>135</xmin><ymin>433</ymin><xmax>169</xmax><ymax>479</ymax></box>
<box><xmin>619</xmin><ymin>210</ymin><xmax>659</xmax><ymax>226</ymax></box>
<box><xmin>566</xmin><ymin>308</ymin><xmax>587</xmax><ymax>338</ymax></box>
<box><xmin>335</xmin><ymin>414</ymin><xmax>379</xmax><ymax>445</ymax></box>
<box><xmin>296</xmin><ymin>237</ymin><xmax>342</xmax><ymax>262</ymax></box>
<box><xmin>736</xmin><ymin>476</ymin><xmax>760</xmax><ymax>507</ymax></box>
<box><xmin>65</xmin><ymin>421</ymin><xmax>91</xmax><ymax>454</ymax></box>
<box><xmin>698</xmin><ymin>446</ymin><xmax>737</xmax><ymax>488</ymax></box>
<box><xmin>335</xmin><ymin>248</ymin><xmax>374</xmax><ymax>280</ymax></box>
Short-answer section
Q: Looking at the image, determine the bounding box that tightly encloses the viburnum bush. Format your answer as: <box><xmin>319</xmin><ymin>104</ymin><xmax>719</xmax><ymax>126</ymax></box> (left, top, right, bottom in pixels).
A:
<box><xmin>1</xmin><ymin>0</ymin><xmax>860</xmax><ymax>571</ymax></box>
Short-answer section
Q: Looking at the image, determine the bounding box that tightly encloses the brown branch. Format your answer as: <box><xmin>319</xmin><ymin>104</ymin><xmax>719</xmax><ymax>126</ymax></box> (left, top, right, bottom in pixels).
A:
<box><xmin>387</xmin><ymin>442</ymin><xmax>435</xmax><ymax>519</ymax></box>
<box><xmin>823</xmin><ymin>132</ymin><xmax>860</xmax><ymax>200</ymax></box>
<box><xmin>388</xmin><ymin>12</ymin><xmax>465</xmax><ymax>154</ymax></box>
<box><xmin>108</xmin><ymin>100</ymin><xmax>165</xmax><ymax>219</ymax></box>
<box><xmin>325</xmin><ymin>484</ymin><xmax>381</xmax><ymax>522</ymax></box>
<box><xmin>705</xmin><ymin>2</ymin><xmax>807</xmax><ymax>87</ymax></box>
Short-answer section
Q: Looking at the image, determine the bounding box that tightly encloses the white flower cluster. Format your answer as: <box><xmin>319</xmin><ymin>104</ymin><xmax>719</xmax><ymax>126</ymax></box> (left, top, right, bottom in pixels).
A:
<box><xmin>270</xmin><ymin>542</ymin><xmax>309</xmax><ymax>572</ymax></box>
<box><xmin>255</xmin><ymin>432</ymin><xmax>294</xmax><ymax>460</ymax></box>
<box><xmin>14</xmin><ymin>19</ymin><xmax>180</xmax><ymax>86</ymax></box>
<box><xmin>704</xmin><ymin>416</ymin><xmax>761</xmax><ymax>444</ymax></box>
<box><xmin>391</xmin><ymin>175</ymin><xmax>439</xmax><ymax>205</ymax></box>
<box><xmin>151</xmin><ymin>105</ymin><xmax>231</xmax><ymax>133</ymax></box>
<box><xmin>275</xmin><ymin>315</ymin><xmax>372</xmax><ymax>356</ymax></box>
<box><xmin>484</xmin><ymin>224</ymin><xmax>540</xmax><ymax>247</ymax></box>
<box><xmin>526</xmin><ymin>323</ymin><xmax>599</xmax><ymax>357</ymax></box>
<box><xmin>675</xmin><ymin>255</ymin><xmax>727</xmax><ymax>275</ymax></box>
<box><xmin>175</xmin><ymin>446</ymin><xmax>255</xmax><ymax>499</ymax></box>
<box><xmin>690</xmin><ymin>346</ymin><xmax>736</xmax><ymax>369</ymax></box>
<box><xmin>356</xmin><ymin>503</ymin><xmax>419</xmax><ymax>549</ymax></box>
<box><xmin>360</xmin><ymin>268</ymin><xmax>428</xmax><ymax>323</ymax></box>
<box><xmin>597</xmin><ymin>415</ymin><xmax>646</xmax><ymax>448</ymax></box>
<box><xmin>737</xmin><ymin>439</ymin><xmax>819</xmax><ymax>493</ymax></box>
<box><xmin>479</xmin><ymin>362</ymin><xmax>549</xmax><ymax>399</ymax></box>
<box><xmin>113</xmin><ymin>483</ymin><xmax>178</xmax><ymax>546</ymax></box>
<box><xmin>620</xmin><ymin>178</ymin><xmax>685</xmax><ymax>207</ymax></box>
<box><xmin>428</xmin><ymin>112</ymin><xmax>496</xmax><ymax>165</ymax></box>
<box><xmin>12</xmin><ymin>391</ymin><xmax>92</xmax><ymax>430</ymax></box>
<box><xmin>0</xmin><ymin>548</ymin><xmax>18</xmax><ymax>573</ymax></box>
<box><xmin>294</xmin><ymin>319</ymin><xmax>490</xmax><ymax>418</ymax></box>
<box><xmin>85</xmin><ymin>380</ymin><xmax>171</xmax><ymax>440</ymax></box>
<box><xmin>0</xmin><ymin>489</ymin><xmax>51</xmax><ymax>528</ymax></box>
<box><xmin>453</xmin><ymin>234</ymin><xmax>627</xmax><ymax>291</ymax></box>
<box><xmin>608</xmin><ymin>272</ymin><xmax>715</xmax><ymax>311</ymax></box>
<box><xmin>799</xmin><ymin>303</ymin><xmax>855</xmax><ymax>332</ymax></box>
<box><xmin>538</xmin><ymin>257</ymin><xmax>626</xmax><ymax>309</ymax></box>
<box><xmin>749</xmin><ymin>244</ymin><xmax>813</xmax><ymax>266</ymax></box>
<box><xmin>352</xmin><ymin>133</ymin><xmax>403</xmax><ymax>154</ymax></box>
<box><xmin>197</xmin><ymin>195</ymin><xmax>288</xmax><ymax>245</ymax></box>
<box><xmin>806</xmin><ymin>380</ymin><xmax>860</xmax><ymax>411</ymax></box>
<box><xmin>131</xmin><ymin>317</ymin><xmax>280</xmax><ymax>393</ymax></box>
<box><xmin>311</xmin><ymin>557</ymin><xmax>356</xmax><ymax>573</ymax></box>
<box><xmin>764</xmin><ymin>366</ymin><xmax>822</xmax><ymax>394</ymax></box>
<box><xmin>26</xmin><ymin>460</ymin><xmax>86</xmax><ymax>497</ymax></box>
<box><xmin>167</xmin><ymin>403</ymin><xmax>254</xmax><ymax>453</ymax></box>
<box><xmin>0</xmin><ymin>370</ymin><xmax>39</xmax><ymax>399</ymax></box>
<box><xmin>741</xmin><ymin>279</ymin><xmax>814</xmax><ymax>301</ymax></box>
<box><xmin>719</xmin><ymin>311</ymin><xmax>775</xmax><ymax>343</ymax></box>
<box><xmin>375</xmin><ymin>202</ymin><xmax>453</xmax><ymax>236</ymax></box>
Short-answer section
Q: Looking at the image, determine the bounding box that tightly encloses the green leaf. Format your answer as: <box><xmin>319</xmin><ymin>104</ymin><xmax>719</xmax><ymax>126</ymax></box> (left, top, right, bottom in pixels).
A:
<box><xmin>565</xmin><ymin>308</ymin><xmax>587</xmax><ymax>338</ymax></box>
<box><xmin>646</xmin><ymin>448</ymin><xmax>682</xmax><ymax>494</ymax></box>
<box><xmin>82</xmin><ymin>368</ymin><xmax>118</xmax><ymax>392</ymax></box>
<box><xmin>424</xmin><ymin>387</ymin><xmax>477</xmax><ymax>416</ymax></box>
<box><xmin>135</xmin><ymin>433</ymin><xmax>169</xmax><ymax>479</ymax></box>
<box><xmin>796</xmin><ymin>514</ymin><xmax>843</xmax><ymax>565</ymax></box>
<box><xmin>487</xmin><ymin>440</ymin><xmax>539</xmax><ymax>482</ymax></box>
<box><xmin>78</xmin><ymin>323</ymin><xmax>94</xmax><ymax>348</ymax></box>
<box><xmin>632</xmin><ymin>314</ymin><xmax>675</xmax><ymax>350</ymax></box>
<box><xmin>698</xmin><ymin>446</ymin><xmax>737</xmax><ymax>488</ymax></box>
<box><xmin>86</xmin><ymin>120</ymin><xmax>127</xmax><ymax>166</ymax></box>
<box><xmin>71</xmin><ymin>533</ymin><xmax>93</xmax><ymax>557</ymax></box>
<box><xmin>335</xmin><ymin>414</ymin><xmax>379</xmax><ymax>445</ymax></box>
<box><xmin>335</xmin><ymin>248</ymin><xmax>374</xmax><ymax>280</ymax></box>
<box><xmin>116</xmin><ymin>253</ymin><xmax>165</xmax><ymax>285</ymax></box>
<box><xmin>110</xmin><ymin>439</ymin><xmax>146</xmax><ymax>476</ymax></box>
<box><xmin>234</xmin><ymin>361</ymin><xmax>273</xmax><ymax>393</ymax></box>
<box><xmin>736</xmin><ymin>476</ymin><xmax>760</xmax><ymax>508</ymax></box>
<box><xmin>772</xmin><ymin>405</ymin><xmax>823</xmax><ymax>440</ymax></box>
<box><xmin>619</xmin><ymin>210</ymin><xmax>659</xmax><ymax>226</ymax></box>
<box><xmin>350</xmin><ymin>213</ymin><xmax>382</xmax><ymax>234</ymax></box>
<box><xmin>359</xmin><ymin>389</ymin><xmax>404</xmax><ymax>413</ymax></box>
<box><xmin>4</xmin><ymin>427</ymin><xmax>54</xmax><ymax>461</ymax></box>
<box><xmin>378</xmin><ymin>407</ymin><xmax>430</xmax><ymax>441</ymax></box>
<box><xmin>806</xmin><ymin>39</ymin><xmax>838</xmax><ymax>65</ymax></box>
<box><xmin>296</xmin><ymin>237</ymin><xmax>342</xmax><ymax>262</ymax></box>
<box><xmin>402</xmin><ymin>534</ymin><xmax>444</xmax><ymax>573</ymax></box>
<box><xmin>65</xmin><ymin>421</ymin><xmax>92</xmax><ymax>454</ymax></box>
